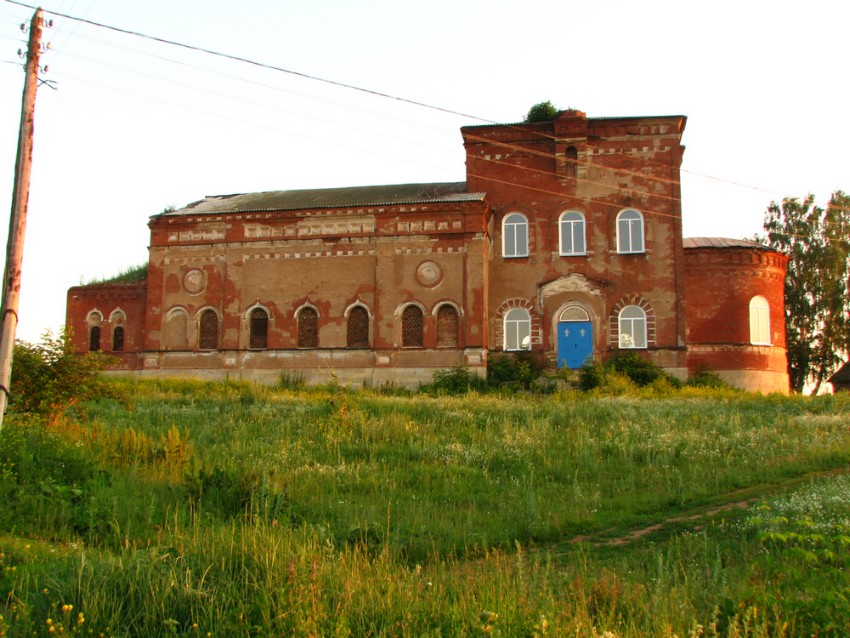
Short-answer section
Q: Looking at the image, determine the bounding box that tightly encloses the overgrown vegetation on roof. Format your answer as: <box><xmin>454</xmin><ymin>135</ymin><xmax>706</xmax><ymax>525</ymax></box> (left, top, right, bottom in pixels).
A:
<box><xmin>524</xmin><ymin>100</ymin><xmax>559</xmax><ymax>123</ymax></box>
<box><xmin>84</xmin><ymin>262</ymin><xmax>148</xmax><ymax>285</ymax></box>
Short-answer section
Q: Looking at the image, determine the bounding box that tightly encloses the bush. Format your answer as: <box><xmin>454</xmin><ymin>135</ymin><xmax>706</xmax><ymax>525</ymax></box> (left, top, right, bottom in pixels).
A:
<box><xmin>10</xmin><ymin>330</ymin><xmax>117</xmax><ymax>425</ymax></box>
<box><xmin>525</xmin><ymin>101</ymin><xmax>559</xmax><ymax>123</ymax></box>
<box><xmin>579</xmin><ymin>354</ymin><xmax>681</xmax><ymax>393</ymax></box>
<box><xmin>423</xmin><ymin>365</ymin><xmax>485</xmax><ymax>396</ymax></box>
<box><xmin>487</xmin><ymin>353</ymin><xmax>541</xmax><ymax>391</ymax></box>
<box><xmin>687</xmin><ymin>367</ymin><xmax>730</xmax><ymax>389</ymax></box>
<box><xmin>610</xmin><ymin>352</ymin><xmax>679</xmax><ymax>387</ymax></box>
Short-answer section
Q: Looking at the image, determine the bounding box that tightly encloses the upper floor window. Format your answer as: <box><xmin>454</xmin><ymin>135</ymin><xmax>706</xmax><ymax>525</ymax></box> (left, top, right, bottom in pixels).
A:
<box><xmin>617</xmin><ymin>209</ymin><xmax>645</xmax><ymax>254</ymax></box>
<box><xmin>504</xmin><ymin>308</ymin><xmax>531</xmax><ymax>351</ymax></box>
<box><xmin>297</xmin><ymin>307</ymin><xmax>318</xmax><ymax>348</ymax></box>
<box><xmin>559</xmin><ymin>211</ymin><xmax>586</xmax><ymax>256</ymax></box>
<box><xmin>112</xmin><ymin>326</ymin><xmax>124</xmax><ymax>352</ymax></box>
<box><xmin>401</xmin><ymin>305</ymin><xmax>424</xmax><ymax>348</ymax></box>
<box><xmin>249</xmin><ymin>308</ymin><xmax>269</xmax><ymax>349</ymax></box>
<box><xmin>749</xmin><ymin>296</ymin><xmax>771</xmax><ymax>345</ymax></box>
<box><xmin>618</xmin><ymin>305</ymin><xmax>647</xmax><ymax>349</ymax></box>
<box><xmin>347</xmin><ymin>306</ymin><xmax>370</xmax><ymax>348</ymax></box>
<box><xmin>436</xmin><ymin>304</ymin><xmax>459</xmax><ymax>348</ymax></box>
<box><xmin>502</xmin><ymin>213</ymin><xmax>529</xmax><ymax>258</ymax></box>
<box><xmin>199</xmin><ymin>309</ymin><xmax>219</xmax><ymax>350</ymax></box>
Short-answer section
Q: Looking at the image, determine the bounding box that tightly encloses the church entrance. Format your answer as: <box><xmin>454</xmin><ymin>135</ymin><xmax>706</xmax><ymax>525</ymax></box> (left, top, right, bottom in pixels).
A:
<box><xmin>556</xmin><ymin>306</ymin><xmax>593</xmax><ymax>369</ymax></box>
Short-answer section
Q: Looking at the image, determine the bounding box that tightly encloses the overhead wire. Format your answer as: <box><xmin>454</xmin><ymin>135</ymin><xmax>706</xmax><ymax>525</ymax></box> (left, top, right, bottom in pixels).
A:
<box><xmin>3</xmin><ymin>0</ymin><xmax>784</xmax><ymax>199</ymax></box>
<box><xmin>1</xmin><ymin>0</ymin><xmax>845</xmax><ymax>241</ymax></box>
<box><xmin>1</xmin><ymin>0</ymin><xmax>818</xmax><ymax>206</ymax></box>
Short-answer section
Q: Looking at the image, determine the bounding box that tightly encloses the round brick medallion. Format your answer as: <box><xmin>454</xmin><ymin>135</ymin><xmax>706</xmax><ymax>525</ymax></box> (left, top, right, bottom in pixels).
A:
<box><xmin>416</xmin><ymin>260</ymin><xmax>443</xmax><ymax>287</ymax></box>
<box><xmin>183</xmin><ymin>269</ymin><xmax>206</xmax><ymax>295</ymax></box>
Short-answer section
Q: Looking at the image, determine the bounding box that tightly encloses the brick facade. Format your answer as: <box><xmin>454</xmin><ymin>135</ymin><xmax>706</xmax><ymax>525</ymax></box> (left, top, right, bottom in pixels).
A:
<box><xmin>65</xmin><ymin>110</ymin><xmax>790</xmax><ymax>392</ymax></box>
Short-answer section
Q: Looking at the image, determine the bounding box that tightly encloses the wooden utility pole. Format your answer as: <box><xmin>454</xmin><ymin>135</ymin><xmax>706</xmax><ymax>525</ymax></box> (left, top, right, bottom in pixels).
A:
<box><xmin>0</xmin><ymin>8</ymin><xmax>44</xmax><ymax>432</ymax></box>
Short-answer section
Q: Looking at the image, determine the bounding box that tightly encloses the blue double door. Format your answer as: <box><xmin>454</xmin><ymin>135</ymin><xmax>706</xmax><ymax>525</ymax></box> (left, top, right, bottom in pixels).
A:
<box><xmin>557</xmin><ymin>321</ymin><xmax>593</xmax><ymax>369</ymax></box>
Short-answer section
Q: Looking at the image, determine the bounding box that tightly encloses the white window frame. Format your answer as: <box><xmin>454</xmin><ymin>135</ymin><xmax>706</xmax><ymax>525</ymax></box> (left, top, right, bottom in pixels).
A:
<box><xmin>502</xmin><ymin>212</ymin><xmax>529</xmax><ymax>258</ymax></box>
<box><xmin>617</xmin><ymin>209</ymin><xmax>645</xmax><ymax>254</ymax></box>
<box><xmin>618</xmin><ymin>305</ymin><xmax>647</xmax><ymax>349</ymax></box>
<box><xmin>558</xmin><ymin>211</ymin><xmax>587</xmax><ymax>256</ymax></box>
<box><xmin>749</xmin><ymin>296</ymin><xmax>771</xmax><ymax>345</ymax></box>
<box><xmin>504</xmin><ymin>308</ymin><xmax>531</xmax><ymax>351</ymax></box>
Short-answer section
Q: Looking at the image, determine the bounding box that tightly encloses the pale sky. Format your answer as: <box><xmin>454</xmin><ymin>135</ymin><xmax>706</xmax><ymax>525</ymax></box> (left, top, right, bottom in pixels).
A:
<box><xmin>1</xmin><ymin>0</ymin><xmax>847</xmax><ymax>343</ymax></box>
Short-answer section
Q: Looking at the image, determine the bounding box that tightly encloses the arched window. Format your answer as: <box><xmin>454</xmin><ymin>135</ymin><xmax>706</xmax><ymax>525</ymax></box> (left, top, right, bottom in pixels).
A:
<box><xmin>89</xmin><ymin>326</ymin><xmax>101</xmax><ymax>352</ymax></box>
<box><xmin>401</xmin><ymin>305</ymin><xmax>424</xmax><ymax>348</ymax></box>
<box><xmin>164</xmin><ymin>308</ymin><xmax>189</xmax><ymax>350</ymax></box>
<box><xmin>502</xmin><ymin>213</ymin><xmax>529</xmax><ymax>258</ymax></box>
<box><xmin>87</xmin><ymin>310</ymin><xmax>103</xmax><ymax>352</ymax></box>
<box><xmin>618</xmin><ymin>305</ymin><xmax>647</xmax><ymax>349</ymax></box>
<box><xmin>565</xmin><ymin>145</ymin><xmax>578</xmax><ymax>180</ymax></box>
<box><xmin>436</xmin><ymin>305</ymin><xmax>459</xmax><ymax>348</ymax></box>
<box><xmin>504</xmin><ymin>308</ymin><xmax>531</xmax><ymax>351</ymax></box>
<box><xmin>617</xmin><ymin>209</ymin><xmax>645</xmax><ymax>254</ymax></box>
<box><xmin>112</xmin><ymin>326</ymin><xmax>124</xmax><ymax>351</ymax></box>
<box><xmin>297</xmin><ymin>307</ymin><xmax>318</xmax><ymax>348</ymax></box>
<box><xmin>249</xmin><ymin>308</ymin><xmax>268</xmax><ymax>349</ymax></box>
<box><xmin>347</xmin><ymin>306</ymin><xmax>370</xmax><ymax>349</ymax></box>
<box><xmin>199</xmin><ymin>309</ymin><xmax>218</xmax><ymax>350</ymax></box>
<box><xmin>749</xmin><ymin>296</ymin><xmax>771</xmax><ymax>345</ymax></box>
<box><xmin>559</xmin><ymin>211</ymin><xmax>586</xmax><ymax>256</ymax></box>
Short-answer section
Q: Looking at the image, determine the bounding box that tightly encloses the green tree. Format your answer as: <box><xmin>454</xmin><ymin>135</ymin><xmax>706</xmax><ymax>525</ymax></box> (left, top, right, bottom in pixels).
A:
<box><xmin>9</xmin><ymin>329</ymin><xmax>114</xmax><ymax>425</ymax></box>
<box><xmin>524</xmin><ymin>101</ymin><xmax>559</xmax><ymax>123</ymax></box>
<box><xmin>762</xmin><ymin>192</ymin><xmax>850</xmax><ymax>393</ymax></box>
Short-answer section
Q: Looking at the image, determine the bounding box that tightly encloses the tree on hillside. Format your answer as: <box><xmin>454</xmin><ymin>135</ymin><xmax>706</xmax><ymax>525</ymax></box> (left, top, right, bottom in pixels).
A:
<box><xmin>762</xmin><ymin>192</ymin><xmax>850</xmax><ymax>393</ymax></box>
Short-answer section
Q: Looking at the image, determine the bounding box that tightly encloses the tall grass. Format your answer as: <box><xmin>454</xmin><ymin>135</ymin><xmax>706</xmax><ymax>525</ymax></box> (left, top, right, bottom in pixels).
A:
<box><xmin>1</xmin><ymin>380</ymin><xmax>849</xmax><ymax>635</ymax></box>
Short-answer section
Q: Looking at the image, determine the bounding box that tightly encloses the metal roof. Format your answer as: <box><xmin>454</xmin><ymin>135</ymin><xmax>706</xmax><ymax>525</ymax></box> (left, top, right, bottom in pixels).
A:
<box><xmin>158</xmin><ymin>182</ymin><xmax>484</xmax><ymax>217</ymax></box>
<box><xmin>683</xmin><ymin>237</ymin><xmax>772</xmax><ymax>250</ymax></box>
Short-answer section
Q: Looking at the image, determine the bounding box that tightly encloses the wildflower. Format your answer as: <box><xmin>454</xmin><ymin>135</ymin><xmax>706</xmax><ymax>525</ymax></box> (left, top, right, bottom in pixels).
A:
<box><xmin>61</xmin><ymin>604</ymin><xmax>73</xmax><ymax>613</ymax></box>
<box><xmin>77</xmin><ymin>612</ymin><xmax>85</xmax><ymax>625</ymax></box>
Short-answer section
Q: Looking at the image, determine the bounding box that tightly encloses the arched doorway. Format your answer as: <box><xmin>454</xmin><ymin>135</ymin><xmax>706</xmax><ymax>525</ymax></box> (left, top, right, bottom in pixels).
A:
<box><xmin>556</xmin><ymin>306</ymin><xmax>592</xmax><ymax>369</ymax></box>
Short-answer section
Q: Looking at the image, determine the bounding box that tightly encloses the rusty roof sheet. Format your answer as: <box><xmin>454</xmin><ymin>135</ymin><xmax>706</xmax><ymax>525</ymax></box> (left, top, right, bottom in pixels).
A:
<box><xmin>158</xmin><ymin>182</ymin><xmax>483</xmax><ymax>217</ymax></box>
<box><xmin>683</xmin><ymin>237</ymin><xmax>772</xmax><ymax>250</ymax></box>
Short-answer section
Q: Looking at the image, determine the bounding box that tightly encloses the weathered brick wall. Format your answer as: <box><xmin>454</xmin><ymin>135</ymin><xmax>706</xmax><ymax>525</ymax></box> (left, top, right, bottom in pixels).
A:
<box><xmin>684</xmin><ymin>244</ymin><xmax>789</xmax><ymax>392</ymax></box>
<box><xmin>137</xmin><ymin>199</ymin><xmax>489</xmax><ymax>384</ymax></box>
<box><xmin>462</xmin><ymin>110</ymin><xmax>688</xmax><ymax>374</ymax></box>
<box><xmin>65</xmin><ymin>281</ymin><xmax>147</xmax><ymax>368</ymax></box>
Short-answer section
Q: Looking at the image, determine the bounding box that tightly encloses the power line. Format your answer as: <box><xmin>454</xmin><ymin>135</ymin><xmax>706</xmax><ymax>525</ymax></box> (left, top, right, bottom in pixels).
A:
<box><xmin>1</xmin><ymin>0</ymin><xmax>842</xmax><ymax>239</ymax></box>
<box><xmin>2</xmin><ymin>0</ymin><xmax>825</xmax><ymax>208</ymax></box>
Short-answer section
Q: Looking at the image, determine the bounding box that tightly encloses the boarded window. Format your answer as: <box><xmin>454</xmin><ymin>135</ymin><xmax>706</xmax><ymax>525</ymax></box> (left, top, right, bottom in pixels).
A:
<box><xmin>199</xmin><ymin>309</ymin><xmax>218</xmax><ymax>350</ymax></box>
<box><xmin>436</xmin><ymin>305</ymin><xmax>459</xmax><ymax>348</ymax></box>
<box><xmin>165</xmin><ymin>309</ymin><xmax>188</xmax><ymax>350</ymax></box>
<box><xmin>298</xmin><ymin>308</ymin><xmax>318</xmax><ymax>348</ymax></box>
<box><xmin>250</xmin><ymin>308</ymin><xmax>268</xmax><ymax>349</ymax></box>
<box><xmin>112</xmin><ymin>326</ymin><xmax>124</xmax><ymax>351</ymax></box>
<box><xmin>402</xmin><ymin>305</ymin><xmax>424</xmax><ymax>348</ymax></box>
<box><xmin>565</xmin><ymin>145</ymin><xmax>578</xmax><ymax>179</ymax></box>
<box><xmin>347</xmin><ymin>307</ymin><xmax>369</xmax><ymax>348</ymax></box>
<box><xmin>89</xmin><ymin>326</ymin><xmax>101</xmax><ymax>352</ymax></box>
<box><xmin>749</xmin><ymin>296</ymin><xmax>771</xmax><ymax>345</ymax></box>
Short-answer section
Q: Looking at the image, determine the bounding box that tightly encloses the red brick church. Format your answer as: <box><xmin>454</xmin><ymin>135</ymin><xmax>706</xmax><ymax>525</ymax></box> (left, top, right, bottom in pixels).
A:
<box><xmin>66</xmin><ymin>110</ymin><xmax>790</xmax><ymax>392</ymax></box>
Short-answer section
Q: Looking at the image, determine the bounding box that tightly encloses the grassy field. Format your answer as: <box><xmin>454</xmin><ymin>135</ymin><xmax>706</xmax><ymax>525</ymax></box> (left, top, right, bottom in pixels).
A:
<box><xmin>1</xmin><ymin>379</ymin><xmax>849</xmax><ymax>636</ymax></box>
